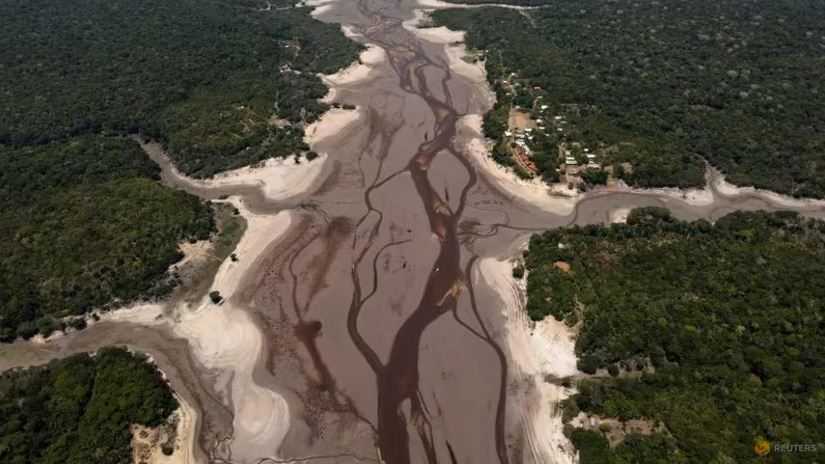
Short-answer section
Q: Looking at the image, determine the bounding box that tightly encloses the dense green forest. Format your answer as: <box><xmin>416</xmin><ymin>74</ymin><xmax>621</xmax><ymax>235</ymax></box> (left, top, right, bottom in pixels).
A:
<box><xmin>0</xmin><ymin>138</ymin><xmax>215</xmax><ymax>342</ymax></box>
<box><xmin>0</xmin><ymin>0</ymin><xmax>360</xmax><ymax>340</ymax></box>
<box><xmin>0</xmin><ymin>0</ymin><xmax>361</xmax><ymax>176</ymax></box>
<box><xmin>524</xmin><ymin>209</ymin><xmax>825</xmax><ymax>462</ymax></box>
<box><xmin>432</xmin><ymin>0</ymin><xmax>825</xmax><ymax>197</ymax></box>
<box><xmin>0</xmin><ymin>348</ymin><xmax>177</xmax><ymax>464</ymax></box>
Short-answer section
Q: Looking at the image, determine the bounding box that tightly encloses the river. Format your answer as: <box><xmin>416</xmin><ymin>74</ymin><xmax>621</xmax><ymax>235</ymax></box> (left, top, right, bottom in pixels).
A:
<box><xmin>2</xmin><ymin>0</ymin><xmax>825</xmax><ymax>463</ymax></box>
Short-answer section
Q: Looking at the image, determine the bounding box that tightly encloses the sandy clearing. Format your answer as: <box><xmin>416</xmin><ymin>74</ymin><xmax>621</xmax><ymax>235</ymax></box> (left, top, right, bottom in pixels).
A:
<box><xmin>609</xmin><ymin>207</ymin><xmax>631</xmax><ymax>224</ymax></box>
<box><xmin>176</xmin><ymin>241</ymin><xmax>213</xmax><ymax>269</ymax></box>
<box><xmin>169</xmin><ymin>397</ymin><xmax>198</xmax><ymax>464</ymax></box>
<box><xmin>131</xmin><ymin>395</ymin><xmax>198</xmax><ymax>464</ymax></box>
<box><xmin>476</xmin><ymin>257</ymin><xmax>578</xmax><ymax>464</ymax></box>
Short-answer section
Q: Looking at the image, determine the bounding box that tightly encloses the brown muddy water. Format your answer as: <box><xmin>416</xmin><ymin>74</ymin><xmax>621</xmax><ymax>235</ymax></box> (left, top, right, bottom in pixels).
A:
<box><xmin>3</xmin><ymin>0</ymin><xmax>825</xmax><ymax>463</ymax></box>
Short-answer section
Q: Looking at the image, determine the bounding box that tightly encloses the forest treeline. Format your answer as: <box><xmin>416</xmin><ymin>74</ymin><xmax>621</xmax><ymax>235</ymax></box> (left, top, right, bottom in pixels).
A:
<box><xmin>0</xmin><ymin>138</ymin><xmax>215</xmax><ymax>342</ymax></box>
<box><xmin>432</xmin><ymin>0</ymin><xmax>825</xmax><ymax>197</ymax></box>
<box><xmin>0</xmin><ymin>0</ymin><xmax>360</xmax><ymax>340</ymax></box>
<box><xmin>0</xmin><ymin>0</ymin><xmax>361</xmax><ymax>177</ymax></box>
<box><xmin>524</xmin><ymin>209</ymin><xmax>825</xmax><ymax>462</ymax></box>
<box><xmin>0</xmin><ymin>348</ymin><xmax>177</xmax><ymax>464</ymax></box>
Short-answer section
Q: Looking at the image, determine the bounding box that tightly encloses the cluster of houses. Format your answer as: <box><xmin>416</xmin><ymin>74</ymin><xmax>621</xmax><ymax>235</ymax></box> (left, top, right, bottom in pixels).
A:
<box><xmin>562</xmin><ymin>145</ymin><xmax>601</xmax><ymax>172</ymax></box>
<box><xmin>497</xmin><ymin>74</ymin><xmax>612</xmax><ymax>186</ymax></box>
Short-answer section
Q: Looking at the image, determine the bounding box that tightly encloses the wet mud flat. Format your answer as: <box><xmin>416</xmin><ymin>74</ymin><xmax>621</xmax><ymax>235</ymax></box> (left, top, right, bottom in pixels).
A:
<box><xmin>3</xmin><ymin>0</ymin><xmax>825</xmax><ymax>463</ymax></box>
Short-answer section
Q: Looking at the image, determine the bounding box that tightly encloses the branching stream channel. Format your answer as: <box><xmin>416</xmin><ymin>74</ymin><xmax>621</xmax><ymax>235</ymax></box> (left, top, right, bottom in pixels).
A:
<box><xmin>3</xmin><ymin>0</ymin><xmax>824</xmax><ymax>463</ymax></box>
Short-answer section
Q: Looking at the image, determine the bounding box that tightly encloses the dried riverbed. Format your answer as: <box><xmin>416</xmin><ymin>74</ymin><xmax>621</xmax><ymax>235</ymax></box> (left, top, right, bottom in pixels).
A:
<box><xmin>3</xmin><ymin>0</ymin><xmax>825</xmax><ymax>463</ymax></box>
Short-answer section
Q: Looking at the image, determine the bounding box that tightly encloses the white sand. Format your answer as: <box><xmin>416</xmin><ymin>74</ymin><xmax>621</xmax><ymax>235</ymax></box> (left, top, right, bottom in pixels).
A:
<box><xmin>407</xmin><ymin>8</ymin><xmax>725</xmax><ymax>216</ymax></box>
<box><xmin>406</xmin><ymin>14</ymin><xmax>577</xmax><ymax>216</ymax></box>
<box><xmin>130</xmin><ymin>396</ymin><xmax>198</xmax><ymax>464</ymax></box>
<box><xmin>713</xmin><ymin>174</ymin><xmax>825</xmax><ymax>208</ymax></box>
<box><xmin>609</xmin><ymin>207</ymin><xmax>631</xmax><ymax>224</ymax></box>
<box><xmin>93</xmin><ymin>199</ymin><xmax>295</xmax><ymax>461</ymax></box>
<box><xmin>613</xmin><ymin>181</ymin><xmax>715</xmax><ymax>207</ymax></box>
<box><xmin>321</xmin><ymin>45</ymin><xmax>386</xmax><ymax>88</ymax></box>
<box><xmin>458</xmin><ymin>115</ymin><xmax>578</xmax><ymax>215</ymax></box>
<box><xmin>174</xmin><ymin>304</ymin><xmax>289</xmax><ymax>461</ymax></box>
<box><xmin>172</xmin><ymin>200</ymin><xmax>295</xmax><ymax>461</ymax></box>
<box><xmin>195</xmin><ymin>156</ymin><xmax>329</xmax><ymax>202</ymax></box>
<box><xmin>304</xmin><ymin>107</ymin><xmax>364</xmax><ymax>146</ymax></box>
<box><xmin>169</xmin><ymin>397</ymin><xmax>198</xmax><ymax>464</ymax></box>
<box><xmin>476</xmin><ymin>257</ymin><xmax>578</xmax><ymax>464</ymax></box>
<box><xmin>405</xmin><ymin>17</ymin><xmax>492</xmax><ymax>85</ymax></box>
<box><xmin>138</xmin><ymin>138</ymin><xmax>330</xmax><ymax>204</ymax></box>
<box><xmin>206</xmin><ymin>201</ymin><xmax>292</xmax><ymax>299</ymax></box>
<box><xmin>176</xmin><ymin>240</ymin><xmax>214</xmax><ymax>269</ymax></box>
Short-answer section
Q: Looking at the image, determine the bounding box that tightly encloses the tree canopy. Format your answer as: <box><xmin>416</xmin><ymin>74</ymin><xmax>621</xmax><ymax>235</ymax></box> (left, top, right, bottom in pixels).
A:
<box><xmin>0</xmin><ymin>138</ymin><xmax>215</xmax><ymax>342</ymax></box>
<box><xmin>525</xmin><ymin>209</ymin><xmax>825</xmax><ymax>462</ymax></box>
<box><xmin>0</xmin><ymin>0</ymin><xmax>362</xmax><ymax>177</ymax></box>
<box><xmin>0</xmin><ymin>348</ymin><xmax>177</xmax><ymax>464</ymax></box>
<box><xmin>433</xmin><ymin>0</ymin><xmax>825</xmax><ymax>197</ymax></box>
<box><xmin>0</xmin><ymin>0</ymin><xmax>361</xmax><ymax>340</ymax></box>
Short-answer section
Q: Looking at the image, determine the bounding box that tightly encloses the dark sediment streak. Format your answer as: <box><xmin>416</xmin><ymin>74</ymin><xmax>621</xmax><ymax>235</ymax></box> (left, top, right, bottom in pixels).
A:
<box><xmin>4</xmin><ymin>1</ymin><xmax>825</xmax><ymax>464</ymax></box>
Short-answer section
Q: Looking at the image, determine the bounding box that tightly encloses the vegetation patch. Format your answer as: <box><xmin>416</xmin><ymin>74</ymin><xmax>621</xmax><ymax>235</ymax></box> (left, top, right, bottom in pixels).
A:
<box><xmin>0</xmin><ymin>138</ymin><xmax>215</xmax><ymax>342</ymax></box>
<box><xmin>525</xmin><ymin>208</ymin><xmax>825</xmax><ymax>462</ymax></box>
<box><xmin>433</xmin><ymin>0</ymin><xmax>825</xmax><ymax>197</ymax></box>
<box><xmin>0</xmin><ymin>347</ymin><xmax>177</xmax><ymax>464</ymax></box>
<box><xmin>0</xmin><ymin>0</ymin><xmax>361</xmax><ymax>340</ymax></box>
<box><xmin>0</xmin><ymin>0</ymin><xmax>362</xmax><ymax>177</ymax></box>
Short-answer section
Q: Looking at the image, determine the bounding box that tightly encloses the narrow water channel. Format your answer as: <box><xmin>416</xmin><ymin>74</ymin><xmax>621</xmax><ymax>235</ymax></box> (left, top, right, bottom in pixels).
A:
<box><xmin>3</xmin><ymin>1</ymin><xmax>825</xmax><ymax>464</ymax></box>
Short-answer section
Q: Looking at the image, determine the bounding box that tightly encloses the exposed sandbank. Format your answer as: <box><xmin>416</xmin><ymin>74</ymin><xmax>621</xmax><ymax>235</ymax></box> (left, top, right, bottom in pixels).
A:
<box><xmin>320</xmin><ymin>45</ymin><xmax>386</xmax><ymax>89</ymax></box>
<box><xmin>89</xmin><ymin>199</ymin><xmax>296</xmax><ymax>462</ymax></box>
<box><xmin>612</xmin><ymin>181</ymin><xmax>715</xmax><ymax>207</ymax></box>
<box><xmin>173</xmin><ymin>201</ymin><xmax>295</xmax><ymax>461</ymax></box>
<box><xmin>304</xmin><ymin>107</ymin><xmax>364</xmax><ymax>146</ymax></box>
<box><xmin>713</xmin><ymin>173</ymin><xmax>825</xmax><ymax>209</ymax></box>
<box><xmin>476</xmin><ymin>257</ymin><xmax>578</xmax><ymax>464</ymax></box>
<box><xmin>405</xmin><ymin>13</ymin><xmax>578</xmax><ymax>216</ymax></box>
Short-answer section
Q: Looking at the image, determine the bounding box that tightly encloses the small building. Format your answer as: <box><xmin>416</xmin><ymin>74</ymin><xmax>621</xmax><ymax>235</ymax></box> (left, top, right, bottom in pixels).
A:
<box><xmin>565</xmin><ymin>157</ymin><xmax>578</xmax><ymax>165</ymax></box>
<box><xmin>504</xmin><ymin>130</ymin><xmax>513</xmax><ymax>137</ymax></box>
